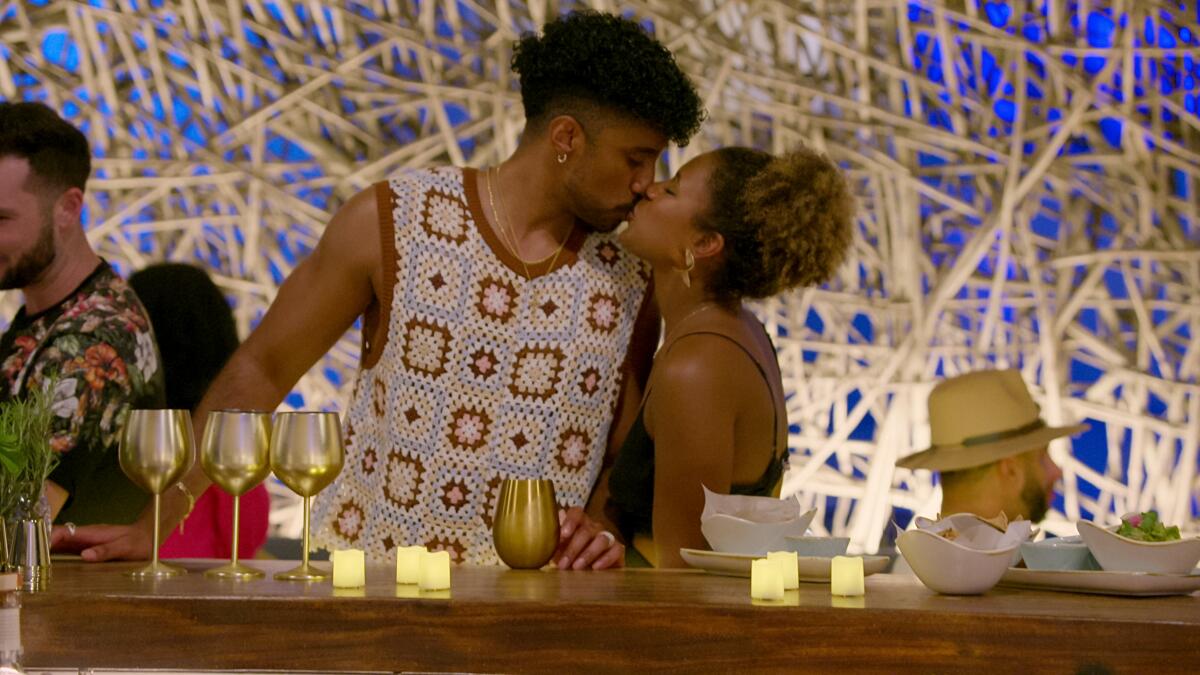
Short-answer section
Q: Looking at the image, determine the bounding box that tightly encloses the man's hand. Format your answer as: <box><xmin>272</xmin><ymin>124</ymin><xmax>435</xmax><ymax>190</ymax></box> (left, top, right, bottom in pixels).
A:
<box><xmin>50</xmin><ymin>522</ymin><xmax>153</xmax><ymax>561</ymax></box>
<box><xmin>552</xmin><ymin>506</ymin><xmax>624</xmax><ymax>570</ymax></box>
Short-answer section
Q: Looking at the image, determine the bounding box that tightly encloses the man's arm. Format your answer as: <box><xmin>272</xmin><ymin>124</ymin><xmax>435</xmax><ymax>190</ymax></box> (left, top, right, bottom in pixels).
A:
<box><xmin>54</xmin><ymin>185</ymin><xmax>384</xmax><ymax>561</ymax></box>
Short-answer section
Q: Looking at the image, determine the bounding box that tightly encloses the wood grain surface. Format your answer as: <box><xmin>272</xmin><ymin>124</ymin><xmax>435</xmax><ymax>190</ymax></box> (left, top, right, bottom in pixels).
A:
<box><xmin>22</xmin><ymin>560</ymin><xmax>1200</xmax><ymax>673</ymax></box>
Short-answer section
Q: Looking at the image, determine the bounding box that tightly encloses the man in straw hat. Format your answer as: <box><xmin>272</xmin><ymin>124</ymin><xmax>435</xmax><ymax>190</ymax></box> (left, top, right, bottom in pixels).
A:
<box><xmin>897</xmin><ymin>369</ymin><xmax>1087</xmax><ymax>523</ymax></box>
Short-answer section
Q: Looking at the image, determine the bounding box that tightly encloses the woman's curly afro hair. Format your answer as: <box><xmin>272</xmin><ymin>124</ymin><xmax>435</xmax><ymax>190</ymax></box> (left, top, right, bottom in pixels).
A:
<box><xmin>700</xmin><ymin>145</ymin><xmax>856</xmax><ymax>301</ymax></box>
<box><xmin>511</xmin><ymin>10</ymin><xmax>705</xmax><ymax>145</ymax></box>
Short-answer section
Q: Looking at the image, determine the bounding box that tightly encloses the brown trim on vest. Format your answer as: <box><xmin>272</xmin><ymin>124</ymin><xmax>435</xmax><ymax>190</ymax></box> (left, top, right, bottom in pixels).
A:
<box><xmin>461</xmin><ymin>167</ymin><xmax>586</xmax><ymax>280</ymax></box>
<box><xmin>360</xmin><ymin>180</ymin><xmax>396</xmax><ymax>370</ymax></box>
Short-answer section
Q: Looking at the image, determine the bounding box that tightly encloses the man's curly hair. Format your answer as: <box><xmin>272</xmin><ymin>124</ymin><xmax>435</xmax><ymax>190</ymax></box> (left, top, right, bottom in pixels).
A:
<box><xmin>699</xmin><ymin>145</ymin><xmax>855</xmax><ymax>301</ymax></box>
<box><xmin>511</xmin><ymin>11</ymin><xmax>704</xmax><ymax>145</ymax></box>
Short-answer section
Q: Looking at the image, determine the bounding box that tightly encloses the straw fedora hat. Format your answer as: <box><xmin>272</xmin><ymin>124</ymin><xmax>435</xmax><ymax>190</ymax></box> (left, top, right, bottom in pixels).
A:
<box><xmin>896</xmin><ymin>369</ymin><xmax>1087</xmax><ymax>472</ymax></box>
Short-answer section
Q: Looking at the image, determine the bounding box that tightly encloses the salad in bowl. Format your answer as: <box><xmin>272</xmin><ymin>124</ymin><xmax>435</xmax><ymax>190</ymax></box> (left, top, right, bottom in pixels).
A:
<box><xmin>1077</xmin><ymin>511</ymin><xmax>1200</xmax><ymax>575</ymax></box>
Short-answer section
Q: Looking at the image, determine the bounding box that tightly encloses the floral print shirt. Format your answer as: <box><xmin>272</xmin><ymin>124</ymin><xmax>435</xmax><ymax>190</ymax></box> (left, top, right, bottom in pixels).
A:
<box><xmin>0</xmin><ymin>261</ymin><xmax>166</xmax><ymax>525</ymax></box>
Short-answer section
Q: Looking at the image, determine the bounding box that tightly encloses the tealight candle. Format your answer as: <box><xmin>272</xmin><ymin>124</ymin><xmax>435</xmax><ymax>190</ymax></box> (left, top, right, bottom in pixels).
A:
<box><xmin>419</xmin><ymin>550</ymin><xmax>451</xmax><ymax>591</ymax></box>
<box><xmin>750</xmin><ymin>558</ymin><xmax>784</xmax><ymax>601</ymax></box>
<box><xmin>331</xmin><ymin>549</ymin><xmax>366</xmax><ymax>588</ymax></box>
<box><xmin>395</xmin><ymin>545</ymin><xmax>426</xmax><ymax>584</ymax></box>
<box><xmin>767</xmin><ymin>551</ymin><xmax>799</xmax><ymax>590</ymax></box>
<box><xmin>830</xmin><ymin>555</ymin><xmax>864</xmax><ymax>596</ymax></box>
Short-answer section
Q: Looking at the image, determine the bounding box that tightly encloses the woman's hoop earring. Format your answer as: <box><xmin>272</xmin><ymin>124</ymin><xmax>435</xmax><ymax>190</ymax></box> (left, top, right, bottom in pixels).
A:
<box><xmin>680</xmin><ymin>249</ymin><xmax>695</xmax><ymax>288</ymax></box>
<box><xmin>556</xmin><ymin>153</ymin><xmax>567</xmax><ymax>164</ymax></box>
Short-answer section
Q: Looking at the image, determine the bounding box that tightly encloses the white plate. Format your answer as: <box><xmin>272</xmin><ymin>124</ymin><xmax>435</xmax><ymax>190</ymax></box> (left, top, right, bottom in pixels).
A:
<box><xmin>679</xmin><ymin>548</ymin><xmax>890</xmax><ymax>581</ymax></box>
<box><xmin>998</xmin><ymin>566</ymin><xmax>1200</xmax><ymax>596</ymax></box>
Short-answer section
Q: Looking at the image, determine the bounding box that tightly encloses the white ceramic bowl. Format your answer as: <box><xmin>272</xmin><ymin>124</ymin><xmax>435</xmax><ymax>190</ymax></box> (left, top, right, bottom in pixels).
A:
<box><xmin>781</xmin><ymin>535</ymin><xmax>850</xmax><ymax>558</ymax></box>
<box><xmin>1019</xmin><ymin>537</ymin><xmax>1100</xmax><ymax>571</ymax></box>
<box><xmin>700</xmin><ymin>509</ymin><xmax>816</xmax><ymax>556</ymax></box>
<box><xmin>914</xmin><ymin>512</ymin><xmax>1031</xmax><ymax>566</ymax></box>
<box><xmin>1077</xmin><ymin>520</ymin><xmax>1200</xmax><ymax>575</ymax></box>
<box><xmin>897</xmin><ymin>529</ymin><xmax>1018</xmax><ymax>595</ymax></box>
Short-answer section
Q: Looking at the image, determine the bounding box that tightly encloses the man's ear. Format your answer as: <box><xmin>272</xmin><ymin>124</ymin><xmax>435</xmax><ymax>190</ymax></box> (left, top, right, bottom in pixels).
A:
<box><xmin>692</xmin><ymin>230</ymin><xmax>724</xmax><ymax>261</ymax></box>
<box><xmin>53</xmin><ymin>187</ymin><xmax>84</xmax><ymax>230</ymax></box>
<box><xmin>995</xmin><ymin>454</ymin><xmax>1024</xmax><ymax>482</ymax></box>
<box><xmin>547</xmin><ymin>115</ymin><xmax>586</xmax><ymax>158</ymax></box>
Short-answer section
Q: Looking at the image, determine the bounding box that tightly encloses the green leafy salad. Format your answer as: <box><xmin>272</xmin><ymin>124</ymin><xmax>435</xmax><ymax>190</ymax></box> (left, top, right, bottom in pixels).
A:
<box><xmin>1115</xmin><ymin>511</ymin><xmax>1181</xmax><ymax>542</ymax></box>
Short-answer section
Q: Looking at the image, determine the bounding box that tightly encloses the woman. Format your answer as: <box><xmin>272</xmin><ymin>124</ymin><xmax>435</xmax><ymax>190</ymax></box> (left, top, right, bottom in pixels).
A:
<box><xmin>606</xmin><ymin>145</ymin><xmax>854</xmax><ymax>567</ymax></box>
<box><xmin>129</xmin><ymin>263</ymin><xmax>270</xmax><ymax>560</ymax></box>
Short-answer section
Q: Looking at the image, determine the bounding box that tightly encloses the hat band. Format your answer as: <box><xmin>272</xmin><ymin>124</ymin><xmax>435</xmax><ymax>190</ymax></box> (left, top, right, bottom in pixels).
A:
<box><xmin>936</xmin><ymin>418</ymin><xmax>1047</xmax><ymax>448</ymax></box>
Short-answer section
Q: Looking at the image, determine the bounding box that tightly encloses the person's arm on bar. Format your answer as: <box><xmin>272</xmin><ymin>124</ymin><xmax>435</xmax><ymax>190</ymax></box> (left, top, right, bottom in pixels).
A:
<box><xmin>52</xmin><ymin>186</ymin><xmax>382</xmax><ymax>561</ymax></box>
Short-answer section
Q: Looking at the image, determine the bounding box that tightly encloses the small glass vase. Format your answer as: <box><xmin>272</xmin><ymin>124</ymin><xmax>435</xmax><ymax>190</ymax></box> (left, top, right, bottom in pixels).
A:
<box><xmin>9</xmin><ymin>496</ymin><xmax>50</xmax><ymax>592</ymax></box>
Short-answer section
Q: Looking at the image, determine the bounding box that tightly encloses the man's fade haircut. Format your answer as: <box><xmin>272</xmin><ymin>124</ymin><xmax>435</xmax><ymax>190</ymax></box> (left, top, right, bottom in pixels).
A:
<box><xmin>511</xmin><ymin>10</ymin><xmax>704</xmax><ymax>146</ymax></box>
<box><xmin>0</xmin><ymin>101</ymin><xmax>91</xmax><ymax>195</ymax></box>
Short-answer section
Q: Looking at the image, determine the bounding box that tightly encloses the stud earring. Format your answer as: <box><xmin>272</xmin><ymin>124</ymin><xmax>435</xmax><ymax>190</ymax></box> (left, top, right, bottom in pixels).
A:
<box><xmin>680</xmin><ymin>249</ymin><xmax>695</xmax><ymax>288</ymax></box>
<box><xmin>556</xmin><ymin>153</ymin><xmax>567</xmax><ymax>164</ymax></box>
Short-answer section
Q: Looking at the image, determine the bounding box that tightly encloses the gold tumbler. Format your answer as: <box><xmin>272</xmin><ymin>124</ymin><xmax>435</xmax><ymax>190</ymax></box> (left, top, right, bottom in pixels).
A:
<box><xmin>492</xmin><ymin>478</ymin><xmax>559</xmax><ymax>569</ymax></box>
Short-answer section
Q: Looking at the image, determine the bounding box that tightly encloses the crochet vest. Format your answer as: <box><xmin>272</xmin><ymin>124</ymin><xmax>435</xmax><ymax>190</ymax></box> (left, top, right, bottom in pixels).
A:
<box><xmin>312</xmin><ymin>167</ymin><xmax>650</xmax><ymax>564</ymax></box>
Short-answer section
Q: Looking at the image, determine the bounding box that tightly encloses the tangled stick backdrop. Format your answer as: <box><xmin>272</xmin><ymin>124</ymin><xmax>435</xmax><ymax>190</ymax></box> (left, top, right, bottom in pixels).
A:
<box><xmin>2</xmin><ymin>0</ymin><xmax>1198</xmax><ymax>549</ymax></box>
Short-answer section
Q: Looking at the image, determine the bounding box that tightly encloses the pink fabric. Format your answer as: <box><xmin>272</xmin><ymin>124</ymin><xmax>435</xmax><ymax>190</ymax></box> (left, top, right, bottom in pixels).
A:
<box><xmin>159</xmin><ymin>483</ymin><xmax>270</xmax><ymax>559</ymax></box>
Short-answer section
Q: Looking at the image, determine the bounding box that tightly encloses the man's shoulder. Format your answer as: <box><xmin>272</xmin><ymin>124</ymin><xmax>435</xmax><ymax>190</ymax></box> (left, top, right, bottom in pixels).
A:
<box><xmin>46</xmin><ymin>266</ymin><xmax>154</xmax><ymax>352</ymax></box>
<box><xmin>382</xmin><ymin>165</ymin><xmax>465</xmax><ymax>192</ymax></box>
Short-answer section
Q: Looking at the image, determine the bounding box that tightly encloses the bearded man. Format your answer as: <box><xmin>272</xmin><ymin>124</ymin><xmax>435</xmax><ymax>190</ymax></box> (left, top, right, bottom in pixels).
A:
<box><xmin>0</xmin><ymin>101</ymin><xmax>165</xmax><ymax>526</ymax></box>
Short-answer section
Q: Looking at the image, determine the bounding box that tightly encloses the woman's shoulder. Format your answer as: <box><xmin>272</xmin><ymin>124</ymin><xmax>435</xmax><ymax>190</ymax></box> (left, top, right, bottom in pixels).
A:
<box><xmin>655</xmin><ymin>328</ymin><xmax>753</xmax><ymax>389</ymax></box>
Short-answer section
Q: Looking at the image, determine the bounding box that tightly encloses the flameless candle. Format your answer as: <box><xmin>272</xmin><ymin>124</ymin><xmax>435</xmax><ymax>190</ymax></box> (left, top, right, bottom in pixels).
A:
<box><xmin>395</xmin><ymin>545</ymin><xmax>426</xmax><ymax>584</ymax></box>
<box><xmin>419</xmin><ymin>550</ymin><xmax>451</xmax><ymax>591</ymax></box>
<box><xmin>830</xmin><ymin>555</ymin><xmax>864</xmax><ymax>596</ymax></box>
<box><xmin>767</xmin><ymin>551</ymin><xmax>799</xmax><ymax>590</ymax></box>
<box><xmin>331</xmin><ymin>549</ymin><xmax>366</xmax><ymax>588</ymax></box>
<box><xmin>750</xmin><ymin>558</ymin><xmax>784</xmax><ymax>601</ymax></box>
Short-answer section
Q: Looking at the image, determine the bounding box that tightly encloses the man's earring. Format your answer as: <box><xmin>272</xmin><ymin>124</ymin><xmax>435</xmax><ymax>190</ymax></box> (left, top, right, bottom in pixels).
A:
<box><xmin>680</xmin><ymin>249</ymin><xmax>695</xmax><ymax>288</ymax></box>
<box><xmin>557</xmin><ymin>153</ymin><xmax>567</xmax><ymax>164</ymax></box>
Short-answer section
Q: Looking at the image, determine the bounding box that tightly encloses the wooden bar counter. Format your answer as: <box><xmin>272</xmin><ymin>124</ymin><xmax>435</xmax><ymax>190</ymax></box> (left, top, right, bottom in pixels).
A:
<box><xmin>23</xmin><ymin>559</ymin><xmax>1200</xmax><ymax>673</ymax></box>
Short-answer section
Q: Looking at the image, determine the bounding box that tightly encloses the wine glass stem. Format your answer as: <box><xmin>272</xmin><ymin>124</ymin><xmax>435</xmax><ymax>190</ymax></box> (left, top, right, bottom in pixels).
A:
<box><xmin>301</xmin><ymin>495</ymin><xmax>311</xmax><ymax>568</ymax></box>
<box><xmin>231</xmin><ymin>494</ymin><xmax>241</xmax><ymax>567</ymax></box>
<box><xmin>151</xmin><ymin>493</ymin><xmax>162</xmax><ymax>568</ymax></box>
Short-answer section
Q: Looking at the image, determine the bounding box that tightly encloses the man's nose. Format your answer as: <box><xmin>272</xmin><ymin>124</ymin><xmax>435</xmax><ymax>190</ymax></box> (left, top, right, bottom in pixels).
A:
<box><xmin>1048</xmin><ymin>457</ymin><xmax>1064</xmax><ymax>486</ymax></box>
<box><xmin>631</xmin><ymin>164</ymin><xmax>657</xmax><ymax>195</ymax></box>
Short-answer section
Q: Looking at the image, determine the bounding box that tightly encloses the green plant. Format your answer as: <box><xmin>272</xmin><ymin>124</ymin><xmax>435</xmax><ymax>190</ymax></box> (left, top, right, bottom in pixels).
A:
<box><xmin>0</xmin><ymin>384</ymin><xmax>58</xmax><ymax>519</ymax></box>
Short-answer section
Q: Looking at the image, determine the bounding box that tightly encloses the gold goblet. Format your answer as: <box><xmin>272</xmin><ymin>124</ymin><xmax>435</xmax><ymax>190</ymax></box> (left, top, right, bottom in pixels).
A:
<box><xmin>270</xmin><ymin>411</ymin><xmax>344</xmax><ymax>581</ymax></box>
<box><xmin>492</xmin><ymin>478</ymin><xmax>559</xmax><ymax>569</ymax></box>
<box><xmin>119</xmin><ymin>408</ymin><xmax>194</xmax><ymax>578</ymax></box>
<box><xmin>200</xmin><ymin>410</ymin><xmax>272</xmax><ymax>579</ymax></box>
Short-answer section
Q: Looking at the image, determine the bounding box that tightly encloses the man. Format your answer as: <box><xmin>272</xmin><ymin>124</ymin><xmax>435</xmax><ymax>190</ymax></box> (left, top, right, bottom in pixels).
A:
<box><xmin>62</xmin><ymin>11</ymin><xmax>705</xmax><ymax>569</ymax></box>
<box><xmin>897</xmin><ymin>369</ymin><xmax>1084</xmax><ymax>523</ymax></box>
<box><xmin>0</xmin><ymin>102</ymin><xmax>166</xmax><ymax>525</ymax></box>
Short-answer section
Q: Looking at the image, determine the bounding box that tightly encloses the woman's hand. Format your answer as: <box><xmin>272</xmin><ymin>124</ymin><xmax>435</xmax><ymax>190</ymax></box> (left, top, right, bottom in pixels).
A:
<box><xmin>552</xmin><ymin>507</ymin><xmax>624</xmax><ymax>570</ymax></box>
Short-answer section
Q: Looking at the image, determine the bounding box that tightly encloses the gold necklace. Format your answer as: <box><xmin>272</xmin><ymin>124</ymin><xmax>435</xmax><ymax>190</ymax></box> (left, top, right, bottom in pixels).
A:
<box><xmin>663</xmin><ymin>302</ymin><xmax>718</xmax><ymax>345</ymax></box>
<box><xmin>488</xmin><ymin>166</ymin><xmax>573</xmax><ymax>280</ymax></box>
<box><xmin>486</xmin><ymin>167</ymin><xmax>531</xmax><ymax>280</ymax></box>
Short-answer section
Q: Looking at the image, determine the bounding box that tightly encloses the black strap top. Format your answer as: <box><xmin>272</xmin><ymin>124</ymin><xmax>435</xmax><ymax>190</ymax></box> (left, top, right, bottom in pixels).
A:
<box><xmin>606</xmin><ymin>329</ymin><xmax>786</xmax><ymax>542</ymax></box>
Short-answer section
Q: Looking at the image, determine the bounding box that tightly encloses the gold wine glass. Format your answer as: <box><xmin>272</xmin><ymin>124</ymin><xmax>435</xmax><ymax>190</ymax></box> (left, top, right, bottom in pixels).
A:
<box><xmin>119</xmin><ymin>408</ymin><xmax>194</xmax><ymax>578</ymax></box>
<box><xmin>200</xmin><ymin>410</ymin><xmax>272</xmax><ymax>579</ymax></box>
<box><xmin>270</xmin><ymin>411</ymin><xmax>344</xmax><ymax>581</ymax></box>
<box><xmin>492</xmin><ymin>478</ymin><xmax>559</xmax><ymax>569</ymax></box>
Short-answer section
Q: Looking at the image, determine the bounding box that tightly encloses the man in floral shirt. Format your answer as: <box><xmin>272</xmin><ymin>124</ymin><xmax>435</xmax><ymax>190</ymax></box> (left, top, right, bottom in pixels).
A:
<box><xmin>0</xmin><ymin>102</ymin><xmax>165</xmax><ymax>526</ymax></box>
